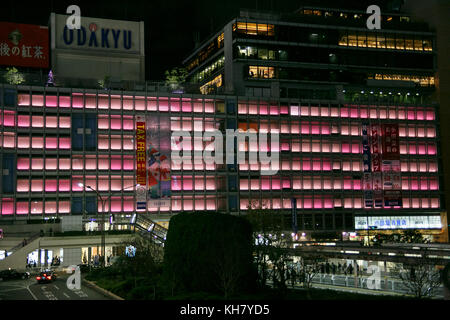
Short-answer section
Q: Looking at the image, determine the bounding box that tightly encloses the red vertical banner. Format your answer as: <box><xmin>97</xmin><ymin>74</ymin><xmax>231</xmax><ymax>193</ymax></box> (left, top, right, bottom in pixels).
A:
<box><xmin>371</xmin><ymin>124</ymin><xmax>383</xmax><ymax>207</ymax></box>
<box><xmin>382</xmin><ymin>124</ymin><xmax>402</xmax><ymax>207</ymax></box>
<box><xmin>135</xmin><ymin>116</ymin><xmax>147</xmax><ymax>210</ymax></box>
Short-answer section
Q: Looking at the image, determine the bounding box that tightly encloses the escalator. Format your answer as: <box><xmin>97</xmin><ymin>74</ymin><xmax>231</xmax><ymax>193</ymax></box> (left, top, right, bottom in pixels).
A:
<box><xmin>130</xmin><ymin>214</ymin><xmax>167</xmax><ymax>246</ymax></box>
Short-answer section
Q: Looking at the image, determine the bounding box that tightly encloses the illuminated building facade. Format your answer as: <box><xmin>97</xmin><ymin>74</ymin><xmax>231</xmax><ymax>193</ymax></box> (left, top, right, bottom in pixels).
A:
<box><xmin>0</xmin><ymin>6</ymin><xmax>446</xmax><ymax>241</ymax></box>
<box><xmin>179</xmin><ymin>6</ymin><xmax>446</xmax><ymax>239</ymax></box>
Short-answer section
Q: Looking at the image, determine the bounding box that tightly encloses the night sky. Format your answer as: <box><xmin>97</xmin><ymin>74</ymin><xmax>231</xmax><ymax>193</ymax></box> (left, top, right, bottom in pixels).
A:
<box><xmin>1</xmin><ymin>0</ymin><xmax>404</xmax><ymax>81</ymax></box>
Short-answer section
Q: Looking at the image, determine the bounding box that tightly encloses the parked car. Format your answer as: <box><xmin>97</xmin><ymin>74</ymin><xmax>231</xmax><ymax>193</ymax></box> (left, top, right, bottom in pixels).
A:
<box><xmin>36</xmin><ymin>270</ymin><xmax>57</xmax><ymax>284</ymax></box>
<box><xmin>0</xmin><ymin>269</ymin><xmax>30</xmax><ymax>281</ymax></box>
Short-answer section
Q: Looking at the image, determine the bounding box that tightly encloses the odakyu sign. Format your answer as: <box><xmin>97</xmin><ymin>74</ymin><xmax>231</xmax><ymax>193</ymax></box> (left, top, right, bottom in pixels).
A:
<box><xmin>52</xmin><ymin>13</ymin><xmax>142</xmax><ymax>54</ymax></box>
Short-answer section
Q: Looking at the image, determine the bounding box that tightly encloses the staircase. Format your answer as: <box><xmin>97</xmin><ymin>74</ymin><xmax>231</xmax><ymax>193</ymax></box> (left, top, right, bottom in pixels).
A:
<box><xmin>130</xmin><ymin>214</ymin><xmax>167</xmax><ymax>246</ymax></box>
<box><xmin>0</xmin><ymin>233</ymin><xmax>40</xmax><ymax>270</ymax></box>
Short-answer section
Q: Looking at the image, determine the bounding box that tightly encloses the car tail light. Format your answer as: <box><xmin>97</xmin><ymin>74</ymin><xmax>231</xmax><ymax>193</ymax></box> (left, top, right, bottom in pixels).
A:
<box><xmin>47</xmin><ymin>276</ymin><xmax>51</xmax><ymax>280</ymax></box>
<box><xmin>36</xmin><ymin>276</ymin><xmax>41</xmax><ymax>280</ymax></box>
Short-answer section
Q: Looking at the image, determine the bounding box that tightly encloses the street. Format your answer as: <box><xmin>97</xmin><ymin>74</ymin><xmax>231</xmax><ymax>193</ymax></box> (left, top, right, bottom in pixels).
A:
<box><xmin>0</xmin><ymin>274</ymin><xmax>113</xmax><ymax>300</ymax></box>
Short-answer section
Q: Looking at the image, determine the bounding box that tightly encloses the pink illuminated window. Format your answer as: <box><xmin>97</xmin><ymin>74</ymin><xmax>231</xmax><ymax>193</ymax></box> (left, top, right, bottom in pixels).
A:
<box><xmin>45</xmin><ymin>95</ymin><xmax>57</xmax><ymax>107</ymax></box>
<box><xmin>98</xmin><ymin>95</ymin><xmax>109</xmax><ymax>109</ymax></box>
<box><xmin>310</xmin><ymin>106</ymin><xmax>319</xmax><ymax>116</ymax></box>
<box><xmin>408</xmin><ymin>143</ymin><xmax>417</xmax><ymax>155</ymax></box>
<box><xmin>343</xmin><ymin>177</ymin><xmax>352</xmax><ymax>190</ymax></box>
<box><xmin>311</xmin><ymin>123</ymin><xmax>320</xmax><ymax>134</ymax></box>
<box><xmin>2</xmin><ymin>133</ymin><xmax>16</xmax><ymax>148</ymax></box>
<box><xmin>45</xmin><ymin>137</ymin><xmax>58</xmax><ymax>149</ymax></box>
<box><xmin>98</xmin><ymin>116</ymin><xmax>109</xmax><ymax>129</ymax></box>
<box><xmin>324</xmin><ymin>197</ymin><xmax>333</xmax><ymax>208</ymax></box>
<box><xmin>340</xmin><ymin>107</ymin><xmax>349</xmax><ymax>118</ymax></box>
<box><xmin>45</xmin><ymin>116</ymin><xmax>58</xmax><ymax>128</ymax></box>
<box><xmin>1</xmin><ymin>111</ymin><xmax>15</xmax><ymax>126</ymax></box>
<box><xmin>135</xmin><ymin>97</ymin><xmax>145</xmax><ymax>110</ymax></box>
<box><xmin>17</xmin><ymin>180</ymin><xmax>29</xmax><ymax>192</ymax></box>
<box><xmin>17</xmin><ymin>136</ymin><xmax>30</xmax><ymax>149</ymax></box>
<box><xmin>31</xmin><ymin>137</ymin><xmax>44</xmax><ymax>149</ymax></box>
<box><xmin>18</xmin><ymin>94</ymin><xmax>31</xmax><ymax>106</ymax></box>
<box><xmin>97</xmin><ymin>177</ymin><xmax>109</xmax><ymax>191</ymax></box>
<box><xmin>59</xmin><ymin>96</ymin><xmax>70</xmax><ymax>108</ymax></box>
<box><xmin>59</xmin><ymin>138</ymin><xmax>71</xmax><ymax>149</ymax></box>
<box><xmin>402</xmin><ymin>177</ymin><xmax>409</xmax><ymax>190</ymax></box>
<box><xmin>85</xmin><ymin>157</ymin><xmax>96</xmax><ymax>170</ymax></box>
<box><xmin>313</xmin><ymin>177</ymin><xmax>321</xmax><ymax>189</ymax></box>
<box><xmin>45</xmin><ymin>180</ymin><xmax>57</xmax><ymax>192</ymax></box>
<box><xmin>123</xmin><ymin>97</ymin><xmax>134</xmax><ymax>110</ymax></box>
<box><xmin>321</xmin><ymin>123</ymin><xmax>330</xmax><ymax>135</ymax></box>
<box><xmin>269</xmin><ymin>105</ymin><xmax>279</xmax><ymax>115</ymax></box>
<box><xmin>400</xmin><ymin>142</ymin><xmax>407</xmax><ymax>154</ymax></box>
<box><xmin>369</xmin><ymin>108</ymin><xmax>377</xmax><ymax>119</ymax></box>
<box><xmin>58</xmin><ymin>201</ymin><xmax>70</xmax><ymax>214</ymax></box>
<box><xmin>407</xmin><ymin>109</ymin><xmax>415</xmax><ymax>120</ymax></box>
<box><xmin>323</xmin><ymin>159</ymin><xmax>331</xmax><ymax>171</ymax></box>
<box><xmin>179</xmin><ymin>100</ymin><xmax>191</xmax><ymax>113</ymax></box>
<box><xmin>72</xmin><ymin>158</ymin><xmax>84</xmax><ymax>170</ymax></box>
<box><xmin>428</xmin><ymin>143</ymin><xmax>436</xmax><ymax>155</ymax></box>
<box><xmin>98</xmin><ymin>137</ymin><xmax>110</xmax><ymax>149</ymax></box>
<box><xmin>31</xmin><ymin>158</ymin><xmax>44</xmax><ymax>170</ymax></box>
<box><xmin>342</xmin><ymin>143</ymin><xmax>350</xmax><ymax>153</ymax></box>
<box><xmin>303</xmin><ymin>197</ymin><xmax>312</xmax><ymax>209</ymax></box>
<box><xmin>59</xmin><ymin>158</ymin><xmax>71</xmax><ymax>170</ymax></box>
<box><xmin>18</xmin><ymin>115</ymin><xmax>30</xmax><ymax>127</ymax></box>
<box><xmin>416</xmin><ymin>109</ymin><xmax>424</xmax><ymax>120</ymax></box>
<box><xmin>17</xmin><ymin>202</ymin><xmax>29</xmax><ymax>215</ymax></box>
<box><xmin>426</xmin><ymin>109</ymin><xmax>435</xmax><ymax>120</ymax></box>
<box><xmin>110</xmin><ymin>116</ymin><xmax>122</xmax><ymax>130</ymax></box>
<box><xmin>352</xmin><ymin>143</ymin><xmax>360</xmax><ymax>154</ymax></box>
<box><xmin>290</xmin><ymin>105</ymin><xmax>299</xmax><ymax>116</ymax></box>
<box><xmin>32</xmin><ymin>95</ymin><xmax>44</xmax><ymax>107</ymax></box>
<box><xmin>323</xmin><ymin>177</ymin><xmax>332</xmax><ymax>190</ymax></box>
<box><xmin>312</xmin><ymin>159</ymin><xmax>321</xmax><ymax>171</ymax></box>
<box><xmin>312</xmin><ymin>141</ymin><xmax>321</xmax><ymax>152</ymax></box>
<box><xmin>303</xmin><ymin>177</ymin><xmax>312</xmax><ymax>189</ymax></box>
<box><xmin>59</xmin><ymin>117</ymin><xmax>71</xmax><ymax>128</ymax></box>
<box><xmin>431</xmin><ymin>198</ymin><xmax>439</xmax><ymax>208</ymax></box>
<box><xmin>1</xmin><ymin>199</ymin><xmax>14</xmax><ymax>215</ymax></box>
<box><xmin>31</xmin><ymin>180</ymin><xmax>43</xmax><ymax>192</ymax></box>
<box><xmin>111</xmin><ymin>96</ymin><xmax>122</xmax><ymax>110</ymax></box>
<box><xmin>123</xmin><ymin>118</ymin><xmax>134</xmax><ymax>130</ymax></box>
<box><xmin>388</xmin><ymin>108</ymin><xmax>397</xmax><ymax>119</ymax></box>
<box><xmin>429</xmin><ymin>162</ymin><xmax>438</xmax><ymax>173</ymax></box>
<box><xmin>410</xmin><ymin>178</ymin><xmax>419</xmax><ymax>190</ymax></box>
<box><xmin>17</xmin><ymin>158</ymin><xmax>30</xmax><ymax>170</ymax></box>
<box><xmin>31</xmin><ymin>201</ymin><xmax>43</xmax><ymax>214</ymax></box>
<box><xmin>379</xmin><ymin>108</ymin><xmax>387</xmax><ymax>119</ymax></box>
<box><xmin>427</xmin><ymin>126</ymin><xmax>435</xmax><ymax>138</ymax></box>
<box><xmin>344</xmin><ymin>198</ymin><xmax>353</xmax><ymax>208</ymax></box>
<box><xmin>353</xmin><ymin>179</ymin><xmax>361</xmax><ymax>190</ymax></box>
<box><xmin>330</xmin><ymin>107</ymin><xmax>339</xmax><ymax>117</ymax></box>
<box><xmin>411</xmin><ymin>198</ymin><xmax>420</xmax><ymax>208</ymax></box>
<box><xmin>300</xmin><ymin>106</ymin><xmax>309</xmax><ymax>116</ymax></box>
<box><xmin>320</xmin><ymin>107</ymin><xmax>329</xmax><ymax>117</ymax></box>
<box><xmin>302</xmin><ymin>159</ymin><xmax>311</xmax><ymax>171</ymax></box>
<box><xmin>158</xmin><ymin>98</ymin><xmax>171</xmax><ymax>112</ymax></box>
<box><xmin>350</xmin><ymin>107</ymin><xmax>358</xmax><ymax>118</ymax></box>
<box><xmin>45</xmin><ymin>201</ymin><xmax>57</xmax><ymax>214</ymax></box>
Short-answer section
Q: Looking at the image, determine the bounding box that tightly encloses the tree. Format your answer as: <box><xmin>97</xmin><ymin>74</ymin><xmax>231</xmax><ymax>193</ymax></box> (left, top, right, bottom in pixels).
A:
<box><xmin>392</xmin><ymin>260</ymin><xmax>442</xmax><ymax>298</ymax></box>
<box><xmin>245</xmin><ymin>200</ymin><xmax>293</xmax><ymax>293</ymax></box>
<box><xmin>98</xmin><ymin>75</ymin><xmax>111</xmax><ymax>90</ymax></box>
<box><xmin>164</xmin><ymin>67</ymin><xmax>187</xmax><ymax>92</ymax></box>
<box><xmin>4</xmin><ymin>67</ymin><xmax>25</xmax><ymax>85</ymax></box>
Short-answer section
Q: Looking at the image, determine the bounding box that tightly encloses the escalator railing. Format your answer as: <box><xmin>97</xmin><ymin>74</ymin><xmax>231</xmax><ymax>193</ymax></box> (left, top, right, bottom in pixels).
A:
<box><xmin>130</xmin><ymin>214</ymin><xmax>167</xmax><ymax>246</ymax></box>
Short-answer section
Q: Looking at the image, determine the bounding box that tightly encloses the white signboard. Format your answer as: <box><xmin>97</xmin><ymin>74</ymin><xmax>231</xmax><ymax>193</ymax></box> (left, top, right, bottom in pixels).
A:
<box><xmin>54</xmin><ymin>14</ymin><xmax>142</xmax><ymax>53</ymax></box>
<box><xmin>355</xmin><ymin>216</ymin><xmax>442</xmax><ymax>230</ymax></box>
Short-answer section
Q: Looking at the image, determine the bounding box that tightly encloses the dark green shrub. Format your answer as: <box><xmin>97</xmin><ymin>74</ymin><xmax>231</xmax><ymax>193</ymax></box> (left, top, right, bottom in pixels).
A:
<box><xmin>163</xmin><ymin>212</ymin><xmax>257</xmax><ymax>298</ymax></box>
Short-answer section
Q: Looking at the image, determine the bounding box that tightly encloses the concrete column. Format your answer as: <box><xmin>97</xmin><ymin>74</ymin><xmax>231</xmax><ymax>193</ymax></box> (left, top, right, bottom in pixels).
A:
<box><xmin>44</xmin><ymin>249</ymin><xmax>48</xmax><ymax>268</ymax></box>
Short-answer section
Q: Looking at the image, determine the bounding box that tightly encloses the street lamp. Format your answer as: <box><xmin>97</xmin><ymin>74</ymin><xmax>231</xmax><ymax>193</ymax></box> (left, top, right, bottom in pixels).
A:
<box><xmin>78</xmin><ymin>182</ymin><xmax>139</xmax><ymax>267</ymax></box>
